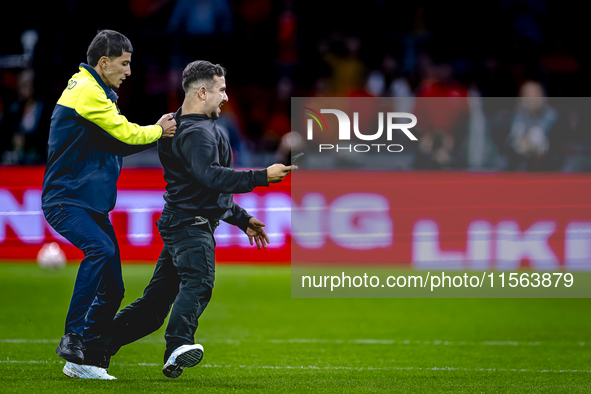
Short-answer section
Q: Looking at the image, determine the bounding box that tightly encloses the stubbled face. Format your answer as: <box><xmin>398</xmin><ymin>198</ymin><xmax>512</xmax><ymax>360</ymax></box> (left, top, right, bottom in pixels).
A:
<box><xmin>204</xmin><ymin>76</ymin><xmax>228</xmax><ymax>120</ymax></box>
<box><xmin>101</xmin><ymin>51</ymin><xmax>132</xmax><ymax>89</ymax></box>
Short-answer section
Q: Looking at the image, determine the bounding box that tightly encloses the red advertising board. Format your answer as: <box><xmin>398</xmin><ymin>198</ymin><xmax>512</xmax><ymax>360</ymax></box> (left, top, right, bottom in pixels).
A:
<box><xmin>291</xmin><ymin>171</ymin><xmax>591</xmax><ymax>271</ymax></box>
<box><xmin>1</xmin><ymin>167</ymin><xmax>591</xmax><ymax>270</ymax></box>
<box><xmin>0</xmin><ymin>166</ymin><xmax>290</xmax><ymax>263</ymax></box>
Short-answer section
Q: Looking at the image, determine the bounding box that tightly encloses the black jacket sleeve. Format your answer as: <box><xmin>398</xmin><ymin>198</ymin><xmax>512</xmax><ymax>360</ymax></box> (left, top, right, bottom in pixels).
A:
<box><xmin>222</xmin><ymin>201</ymin><xmax>252</xmax><ymax>232</ymax></box>
<box><xmin>175</xmin><ymin>127</ymin><xmax>268</xmax><ymax>193</ymax></box>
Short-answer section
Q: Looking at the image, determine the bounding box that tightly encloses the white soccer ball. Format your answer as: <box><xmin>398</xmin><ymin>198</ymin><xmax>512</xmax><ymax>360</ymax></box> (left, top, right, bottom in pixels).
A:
<box><xmin>37</xmin><ymin>242</ymin><xmax>67</xmax><ymax>269</ymax></box>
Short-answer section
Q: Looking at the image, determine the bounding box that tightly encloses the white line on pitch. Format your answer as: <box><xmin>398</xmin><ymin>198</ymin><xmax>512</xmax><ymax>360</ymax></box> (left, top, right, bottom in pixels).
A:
<box><xmin>0</xmin><ymin>359</ymin><xmax>159</xmax><ymax>367</ymax></box>
<box><xmin>0</xmin><ymin>338</ymin><xmax>586</xmax><ymax>346</ymax></box>
<box><xmin>1</xmin><ymin>359</ymin><xmax>589</xmax><ymax>373</ymax></box>
<box><xmin>0</xmin><ymin>339</ymin><xmax>59</xmax><ymax>343</ymax></box>
<box><xmin>198</xmin><ymin>364</ymin><xmax>591</xmax><ymax>373</ymax></box>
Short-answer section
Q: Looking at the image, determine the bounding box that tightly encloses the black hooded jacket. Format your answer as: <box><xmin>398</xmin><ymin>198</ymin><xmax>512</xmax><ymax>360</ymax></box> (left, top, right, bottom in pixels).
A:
<box><xmin>157</xmin><ymin>108</ymin><xmax>268</xmax><ymax>232</ymax></box>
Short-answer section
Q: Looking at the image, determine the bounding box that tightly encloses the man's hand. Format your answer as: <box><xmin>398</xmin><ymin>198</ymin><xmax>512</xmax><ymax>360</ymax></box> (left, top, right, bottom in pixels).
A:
<box><xmin>267</xmin><ymin>163</ymin><xmax>296</xmax><ymax>183</ymax></box>
<box><xmin>156</xmin><ymin>113</ymin><xmax>177</xmax><ymax>138</ymax></box>
<box><xmin>246</xmin><ymin>217</ymin><xmax>270</xmax><ymax>250</ymax></box>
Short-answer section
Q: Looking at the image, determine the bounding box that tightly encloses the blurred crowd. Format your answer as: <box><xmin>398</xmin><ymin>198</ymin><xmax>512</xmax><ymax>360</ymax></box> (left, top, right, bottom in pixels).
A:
<box><xmin>0</xmin><ymin>0</ymin><xmax>589</xmax><ymax>171</ymax></box>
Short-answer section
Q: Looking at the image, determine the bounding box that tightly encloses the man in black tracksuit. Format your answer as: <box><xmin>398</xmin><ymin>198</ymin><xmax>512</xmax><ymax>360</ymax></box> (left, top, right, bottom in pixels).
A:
<box><xmin>105</xmin><ymin>61</ymin><xmax>294</xmax><ymax>378</ymax></box>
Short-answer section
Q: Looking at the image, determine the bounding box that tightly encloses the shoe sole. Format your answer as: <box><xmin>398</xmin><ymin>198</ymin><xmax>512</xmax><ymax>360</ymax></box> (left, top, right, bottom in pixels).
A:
<box><xmin>163</xmin><ymin>347</ymin><xmax>203</xmax><ymax>378</ymax></box>
<box><xmin>62</xmin><ymin>362</ymin><xmax>117</xmax><ymax>380</ymax></box>
<box><xmin>63</xmin><ymin>365</ymin><xmax>79</xmax><ymax>378</ymax></box>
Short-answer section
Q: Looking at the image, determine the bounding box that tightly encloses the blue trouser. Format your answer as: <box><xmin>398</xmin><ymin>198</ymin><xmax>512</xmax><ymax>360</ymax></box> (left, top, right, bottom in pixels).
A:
<box><xmin>43</xmin><ymin>204</ymin><xmax>125</xmax><ymax>356</ymax></box>
<box><xmin>109</xmin><ymin>210</ymin><xmax>216</xmax><ymax>363</ymax></box>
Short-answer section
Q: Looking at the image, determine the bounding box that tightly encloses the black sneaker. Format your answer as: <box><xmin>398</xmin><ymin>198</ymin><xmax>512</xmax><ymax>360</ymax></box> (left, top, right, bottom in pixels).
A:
<box><xmin>56</xmin><ymin>333</ymin><xmax>85</xmax><ymax>364</ymax></box>
<box><xmin>162</xmin><ymin>344</ymin><xmax>204</xmax><ymax>378</ymax></box>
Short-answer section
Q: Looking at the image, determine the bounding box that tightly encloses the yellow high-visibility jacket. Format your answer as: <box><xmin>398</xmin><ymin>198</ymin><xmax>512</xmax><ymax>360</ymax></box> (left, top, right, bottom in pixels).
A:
<box><xmin>42</xmin><ymin>63</ymin><xmax>163</xmax><ymax>214</ymax></box>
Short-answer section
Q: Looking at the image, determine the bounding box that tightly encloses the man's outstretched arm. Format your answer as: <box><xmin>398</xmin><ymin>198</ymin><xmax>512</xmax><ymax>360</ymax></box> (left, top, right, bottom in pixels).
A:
<box><xmin>177</xmin><ymin>130</ymin><xmax>295</xmax><ymax>194</ymax></box>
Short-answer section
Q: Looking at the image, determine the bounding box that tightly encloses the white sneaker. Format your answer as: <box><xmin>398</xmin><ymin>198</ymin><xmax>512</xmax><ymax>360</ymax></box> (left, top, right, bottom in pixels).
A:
<box><xmin>163</xmin><ymin>344</ymin><xmax>204</xmax><ymax>378</ymax></box>
<box><xmin>62</xmin><ymin>361</ymin><xmax>117</xmax><ymax>380</ymax></box>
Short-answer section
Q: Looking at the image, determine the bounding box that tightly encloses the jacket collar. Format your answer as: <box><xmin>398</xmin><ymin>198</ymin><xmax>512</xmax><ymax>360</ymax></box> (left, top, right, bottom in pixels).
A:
<box><xmin>177</xmin><ymin>110</ymin><xmax>211</xmax><ymax>120</ymax></box>
<box><xmin>79</xmin><ymin>63</ymin><xmax>119</xmax><ymax>102</ymax></box>
<box><xmin>175</xmin><ymin>107</ymin><xmax>212</xmax><ymax>126</ymax></box>
<box><xmin>174</xmin><ymin>106</ymin><xmax>183</xmax><ymax>121</ymax></box>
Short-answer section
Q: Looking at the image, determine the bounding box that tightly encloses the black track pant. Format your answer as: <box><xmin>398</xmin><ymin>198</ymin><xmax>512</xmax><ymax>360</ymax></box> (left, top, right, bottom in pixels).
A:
<box><xmin>109</xmin><ymin>211</ymin><xmax>216</xmax><ymax>364</ymax></box>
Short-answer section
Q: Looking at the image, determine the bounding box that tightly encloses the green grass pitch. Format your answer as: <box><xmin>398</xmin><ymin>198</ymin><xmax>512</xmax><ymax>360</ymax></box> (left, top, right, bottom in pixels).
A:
<box><xmin>1</xmin><ymin>263</ymin><xmax>590</xmax><ymax>393</ymax></box>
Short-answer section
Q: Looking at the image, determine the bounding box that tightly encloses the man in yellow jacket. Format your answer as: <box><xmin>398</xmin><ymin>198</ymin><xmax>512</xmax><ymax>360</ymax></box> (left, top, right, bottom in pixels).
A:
<box><xmin>42</xmin><ymin>29</ymin><xmax>176</xmax><ymax>379</ymax></box>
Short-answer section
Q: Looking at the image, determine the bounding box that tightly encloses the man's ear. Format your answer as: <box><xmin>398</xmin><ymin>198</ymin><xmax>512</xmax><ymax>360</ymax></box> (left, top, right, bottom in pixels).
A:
<box><xmin>99</xmin><ymin>56</ymin><xmax>109</xmax><ymax>69</ymax></box>
<box><xmin>197</xmin><ymin>86</ymin><xmax>207</xmax><ymax>100</ymax></box>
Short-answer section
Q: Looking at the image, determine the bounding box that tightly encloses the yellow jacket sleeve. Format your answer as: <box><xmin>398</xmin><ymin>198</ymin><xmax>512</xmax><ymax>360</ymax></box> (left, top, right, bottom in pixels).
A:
<box><xmin>75</xmin><ymin>83</ymin><xmax>163</xmax><ymax>145</ymax></box>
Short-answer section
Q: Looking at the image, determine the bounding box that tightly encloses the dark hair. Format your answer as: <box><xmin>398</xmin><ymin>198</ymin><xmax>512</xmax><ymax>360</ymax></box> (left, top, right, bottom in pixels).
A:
<box><xmin>182</xmin><ymin>60</ymin><xmax>226</xmax><ymax>92</ymax></box>
<box><xmin>86</xmin><ymin>30</ymin><xmax>133</xmax><ymax>67</ymax></box>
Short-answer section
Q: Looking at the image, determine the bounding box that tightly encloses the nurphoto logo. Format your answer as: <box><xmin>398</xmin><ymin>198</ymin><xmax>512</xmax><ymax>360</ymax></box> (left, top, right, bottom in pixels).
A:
<box><xmin>303</xmin><ymin>107</ymin><xmax>418</xmax><ymax>153</ymax></box>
